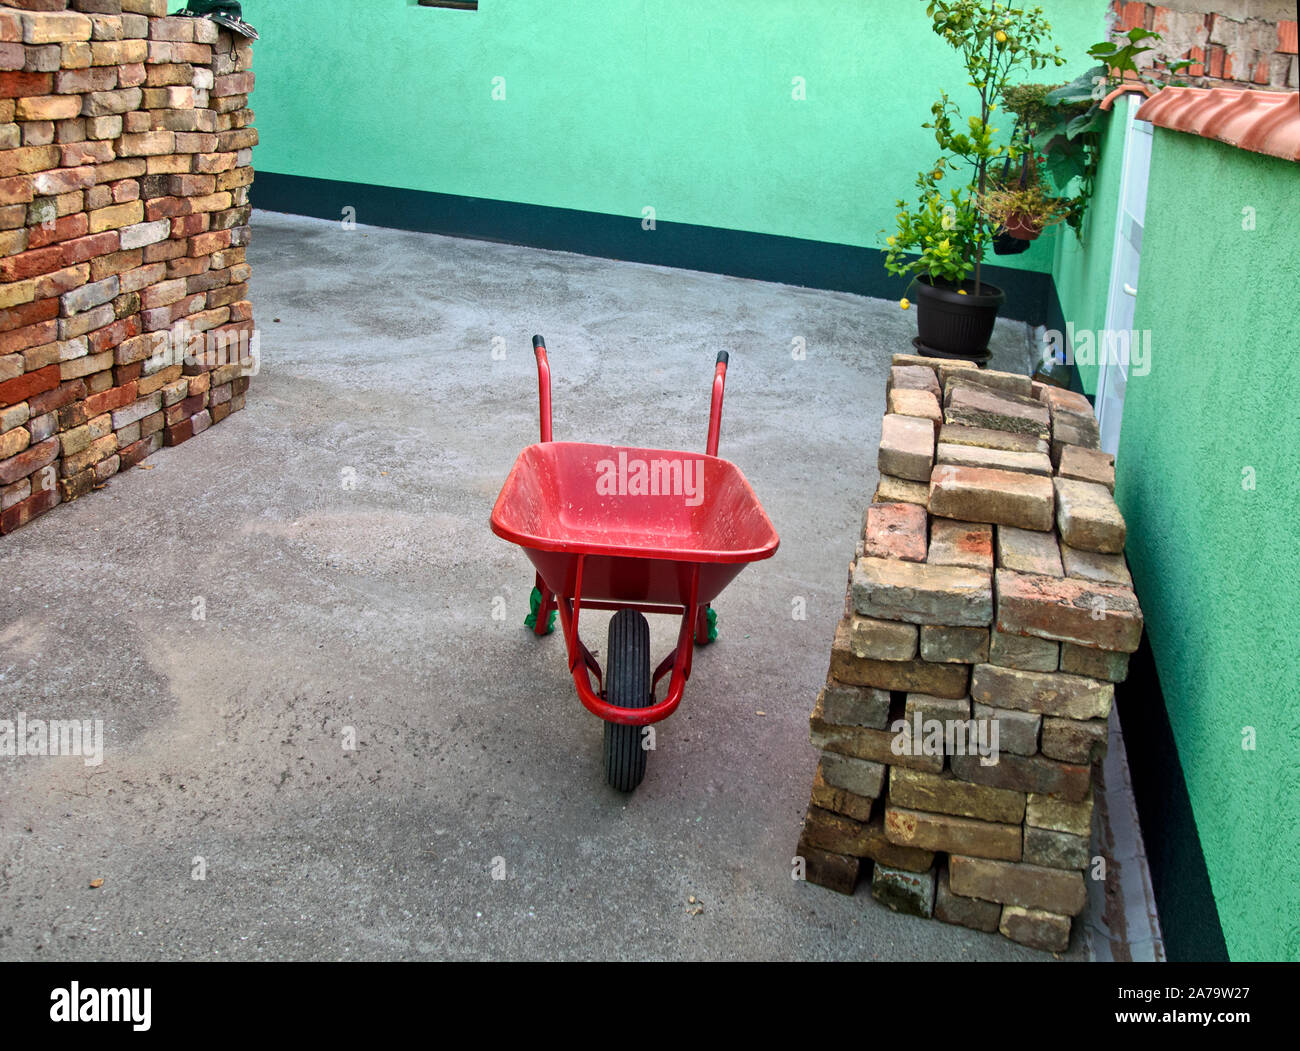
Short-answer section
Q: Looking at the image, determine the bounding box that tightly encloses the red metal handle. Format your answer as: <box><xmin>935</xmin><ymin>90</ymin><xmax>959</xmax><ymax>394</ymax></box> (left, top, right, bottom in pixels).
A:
<box><xmin>706</xmin><ymin>351</ymin><xmax>728</xmax><ymax>457</ymax></box>
<box><xmin>533</xmin><ymin>334</ymin><xmax>552</xmax><ymax>443</ymax></box>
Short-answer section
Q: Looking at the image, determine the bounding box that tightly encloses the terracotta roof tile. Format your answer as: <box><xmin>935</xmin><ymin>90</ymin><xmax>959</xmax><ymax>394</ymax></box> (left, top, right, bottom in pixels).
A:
<box><xmin>1136</xmin><ymin>87</ymin><xmax>1300</xmax><ymax>162</ymax></box>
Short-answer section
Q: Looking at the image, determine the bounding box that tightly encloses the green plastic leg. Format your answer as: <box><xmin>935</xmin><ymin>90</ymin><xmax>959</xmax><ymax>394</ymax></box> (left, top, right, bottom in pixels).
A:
<box><xmin>694</xmin><ymin>604</ymin><xmax>718</xmax><ymax>645</ymax></box>
<box><xmin>524</xmin><ymin>585</ymin><xmax>557</xmax><ymax>635</ymax></box>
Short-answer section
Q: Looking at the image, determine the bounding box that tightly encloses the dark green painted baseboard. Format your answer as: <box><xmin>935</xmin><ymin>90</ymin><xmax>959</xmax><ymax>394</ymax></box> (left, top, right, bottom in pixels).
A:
<box><xmin>252</xmin><ymin>171</ymin><xmax>1058</xmax><ymax>325</ymax></box>
<box><xmin>1115</xmin><ymin>635</ymin><xmax>1229</xmax><ymax>961</ymax></box>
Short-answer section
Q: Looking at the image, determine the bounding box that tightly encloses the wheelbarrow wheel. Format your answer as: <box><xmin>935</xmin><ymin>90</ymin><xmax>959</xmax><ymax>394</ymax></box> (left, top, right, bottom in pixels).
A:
<box><xmin>602</xmin><ymin>608</ymin><xmax>652</xmax><ymax>792</ymax></box>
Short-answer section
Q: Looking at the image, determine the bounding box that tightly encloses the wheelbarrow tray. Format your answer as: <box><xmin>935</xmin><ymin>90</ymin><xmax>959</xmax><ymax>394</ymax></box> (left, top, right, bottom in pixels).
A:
<box><xmin>490</xmin><ymin>440</ymin><xmax>779</xmax><ymax>607</ymax></box>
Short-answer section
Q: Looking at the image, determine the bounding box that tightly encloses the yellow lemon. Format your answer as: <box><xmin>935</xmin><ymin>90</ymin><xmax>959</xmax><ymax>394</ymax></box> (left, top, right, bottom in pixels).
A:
<box><xmin>900</xmin><ymin>298</ymin><xmax>910</xmax><ymax>311</ymax></box>
<box><xmin>958</xmin><ymin>289</ymin><xmax>968</xmax><ymax>295</ymax></box>
<box><xmin>933</xmin><ymin>169</ymin><xmax>943</xmax><ymax>180</ymax></box>
<box><xmin>996</xmin><ymin>30</ymin><xmax>1007</xmax><ymax>43</ymax></box>
<box><xmin>886</xmin><ymin>235</ymin><xmax>896</xmax><ymax>246</ymax></box>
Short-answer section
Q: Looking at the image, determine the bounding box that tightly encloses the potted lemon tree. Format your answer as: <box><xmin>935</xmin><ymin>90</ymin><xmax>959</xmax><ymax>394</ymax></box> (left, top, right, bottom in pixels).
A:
<box><xmin>885</xmin><ymin>0</ymin><xmax>1064</xmax><ymax>360</ymax></box>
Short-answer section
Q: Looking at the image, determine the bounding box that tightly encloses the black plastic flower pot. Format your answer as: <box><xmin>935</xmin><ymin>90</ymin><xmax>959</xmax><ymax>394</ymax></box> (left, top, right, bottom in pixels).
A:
<box><xmin>993</xmin><ymin>230</ymin><xmax>1031</xmax><ymax>255</ymax></box>
<box><xmin>913</xmin><ymin>275</ymin><xmax>1006</xmax><ymax>359</ymax></box>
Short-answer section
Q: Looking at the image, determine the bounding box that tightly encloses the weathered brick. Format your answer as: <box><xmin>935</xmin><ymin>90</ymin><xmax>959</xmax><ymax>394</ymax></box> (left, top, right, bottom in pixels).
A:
<box><xmin>795</xmin><ymin>837</ymin><xmax>860</xmax><ymax>895</ymax></box>
<box><xmin>108</xmin><ymin>389</ymin><xmax>158</xmax><ymax>429</ymax></box>
<box><xmin>973</xmin><ymin>701</ymin><xmax>1040</xmax><ymax>757</ymax></box>
<box><xmin>935</xmin><ymin>865</ymin><xmax>1001</xmax><ymax>932</ymax></box>
<box><xmin>949</xmin><ymin>855</ymin><xmax>1087</xmax><ymax>916</ymax></box>
<box><xmin>936</xmin><ymin>441</ymin><xmax>1052</xmax><ymax>476</ymax></box>
<box><xmin>930</xmin><ymin>464</ymin><xmax>1054</xmax><ymax>531</ymax></box>
<box><xmin>888</xmin><ymin>766</ymin><xmax>1025</xmax><ymax>824</ymax></box>
<box><xmin>852</xmin><ymin>555</ymin><xmax>992</xmax><ymax>627</ymax></box>
<box><xmin>926</xmin><ymin>518</ymin><xmax>992</xmax><ymax>572</ymax></box>
<box><xmin>810</xmin><ymin>762</ymin><xmax>875</xmax><ymax>822</ymax></box>
<box><xmin>996</xmin><ymin>524</ymin><xmax>1064</xmax><ymax>576</ymax></box>
<box><xmin>888</xmin><ymin>364</ymin><xmax>941</xmax><ymax>400</ymax></box>
<box><xmin>842</xmin><ymin>613</ymin><xmax>918</xmax><ymax>661</ymax></box>
<box><xmin>1059</xmin><ymin>642</ymin><xmax>1129</xmax><ymax>682</ymax></box>
<box><xmin>1040</xmin><ymin>715</ymin><xmax>1108</xmax><ymax>764</ymax></box>
<box><xmin>995</xmin><ymin>569</ymin><xmax>1144</xmax><ymax>652</ymax></box>
<box><xmin>874</xmin><ymin>473</ymin><xmax>928</xmax><ymax>506</ymax></box>
<box><xmin>0</xmin><ymin>362</ymin><xmax>59</xmax><ymax>408</ymax></box>
<box><xmin>0</xmin><ymin>433</ymin><xmax>57</xmax><ymax>484</ymax></box>
<box><xmin>819</xmin><ymin>677</ymin><xmax>890</xmax><ymax>730</ymax></box>
<box><xmin>811</xmin><ymin>689</ymin><xmax>942</xmax><ymax>773</ymax></box>
<box><xmin>918</xmin><ymin>623</ymin><xmax>988</xmax><ymax>664</ymax></box>
<box><xmin>20</xmin><ymin>12</ymin><xmax>93</xmax><ymax>45</ymax></box>
<box><xmin>818</xmin><ymin>750</ymin><xmax>887</xmax><ymax>800</ymax></box>
<box><xmin>59</xmin><ymin>273</ymin><xmax>117</xmax><ymax>315</ymax></box>
<box><xmin>903</xmin><ymin>692</ymin><xmax>969</xmax><ymax>724</ymax></box>
<box><xmin>872</xmin><ymin>862</ymin><xmax>936</xmax><ymax>917</ymax></box>
<box><xmin>15</xmin><ymin>93</ymin><xmax>81</xmax><ymax>121</ymax></box>
<box><xmin>945</xmin><ymin>382</ymin><xmax>1050</xmax><ymax>437</ymax></box>
<box><xmin>971</xmin><ymin>663</ymin><xmax>1112</xmax><ymax>720</ymax></box>
<box><xmin>999</xmin><ymin>905</ymin><xmax>1071</xmax><ymax>952</ymax></box>
<box><xmin>863</xmin><ymin>500</ymin><xmax>927</xmax><ymax>562</ymax></box>
<box><xmin>950</xmin><ymin>752</ymin><xmax>1091</xmax><ymax>803</ymax></box>
<box><xmin>1054</xmin><ymin>477</ymin><xmax>1126</xmax><ymax>554</ymax></box>
<box><xmin>887</xmin><ymin>386</ymin><xmax>942</xmax><ymax>433</ymax></box>
<box><xmin>885</xmin><ymin>805</ymin><xmax>1021</xmax><ymax>861</ymax></box>
<box><xmin>1059</xmin><ymin>544</ymin><xmax>1132</xmax><ymax>587</ymax></box>
<box><xmin>0</xmin><ymin>482</ymin><xmax>57</xmax><ymax>533</ymax></box>
<box><xmin>1057</xmin><ymin>444</ymin><xmax>1115</xmax><ymax>491</ymax></box>
<box><xmin>1026</xmin><ymin>789</ymin><xmax>1094</xmax><ymax>838</ymax></box>
<box><xmin>878</xmin><ymin>412</ymin><xmax>933</xmax><ymax>482</ymax></box>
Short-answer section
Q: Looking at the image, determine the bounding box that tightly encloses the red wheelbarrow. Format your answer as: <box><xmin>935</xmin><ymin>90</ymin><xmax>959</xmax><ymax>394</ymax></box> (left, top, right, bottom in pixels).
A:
<box><xmin>491</xmin><ymin>336</ymin><xmax>779</xmax><ymax>791</ymax></box>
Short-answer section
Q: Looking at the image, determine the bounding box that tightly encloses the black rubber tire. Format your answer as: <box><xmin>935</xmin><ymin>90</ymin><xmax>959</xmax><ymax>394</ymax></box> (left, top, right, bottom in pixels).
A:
<box><xmin>602</xmin><ymin>609</ymin><xmax>652</xmax><ymax>792</ymax></box>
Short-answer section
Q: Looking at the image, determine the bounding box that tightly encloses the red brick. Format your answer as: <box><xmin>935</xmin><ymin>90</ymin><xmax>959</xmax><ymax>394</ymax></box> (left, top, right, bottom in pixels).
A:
<box><xmin>26</xmin><ymin>376</ymin><xmax>83</xmax><ymax>416</ymax></box>
<box><xmin>114</xmin><ymin>360</ymin><xmax>142</xmax><ymax>384</ymax></box>
<box><xmin>0</xmin><ymin>318</ymin><xmax>57</xmax><ymax>355</ymax></box>
<box><xmin>0</xmin><ymin>483</ymin><xmax>58</xmax><ymax>534</ymax></box>
<box><xmin>58</xmin><ymin>229</ymin><xmax>120</xmax><ymax>266</ymax></box>
<box><xmin>1206</xmin><ymin>44</ymin><xmax>1225</xmax><ymax>79</ymax></box>
<box><xmin>0</xmin><ymin>296</ymin><xmax>58</xmax><ymax>333</ymax></box>
<box><xmin>995</xmin><ymin>569</ymin><xmax>1144</xmax><ymax>653</ymax></box>
<box><xmin>1116</xmin><ymin>1</ymin><xmax>1147</xmax><ymax>31</ymax></box>
<box><xmin>80</xmin><ymin>379</ymin><xmax>136</xmax><ymax>418</ymax></box>
<box><xmin>144</xmin><ymin>195</ymin><xmax>191</xmax><ymax>220</ymax></box>
<box><xmin>164</xmin><ymin>415</ymin><xmax>194</xmax><ymax>446</ymax></box>
<box><xmin>0</xmin><ymin>362</ymin><xmax>59</xmax><ymax>407</ymax></box>
<box><xmin>1278</xmin><ymin>20</ymin><xmax>1298</xmax><ymax>55</ymax></box>
<box><xmin>0</xmin><ymin>243</ymin><xmax>64</xmax><ymax>281</ymax></box>
<box><xmin>86</xmin><ymin>314</ymin><xmax>139</xmax><ymax>353</ymax></box>
<box><xmin>0</xmin><ymin>71</ymin><xmax>54</xmax><ymax>98</ymax></box>
<box><xmin>863</xmin><ymin>501</ymin><xmax>928</xmax><ymax>562</ymax></box>
<box><xmin>26</xmin><ymin>210</ymin><xmax>88</xmax><ymax>249</ymax></box>
<box><xmin>0</xmin><ymin>433</ymin><xmax>59</xmax><ymax>486</ymax></box>
<box><xmin>170</xmin><ymin>212</ymin><xmax>207</xmax><ymax>238</ymax></box>
<box><xmin>186</xmin><ymin>229</ymin><xmax>229</xmax><ymax>257</ymax></box>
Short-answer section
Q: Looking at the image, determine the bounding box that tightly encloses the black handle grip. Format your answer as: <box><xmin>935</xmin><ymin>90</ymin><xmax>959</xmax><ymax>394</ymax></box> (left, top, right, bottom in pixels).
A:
<box><xmin>716</xmin><ymin>351</ymin><xmax>729</xmax><ymax>366</ymax></box>
<box><xmin>532</xmin><ymin>334</ymin><xmax>546</xmax><ymax>350</ymax></box>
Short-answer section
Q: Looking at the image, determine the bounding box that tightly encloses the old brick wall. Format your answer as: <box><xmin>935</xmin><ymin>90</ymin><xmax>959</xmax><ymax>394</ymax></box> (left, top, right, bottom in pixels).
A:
<box><xmin>796</xmin><ymin>357</ymin><xmax>1143</xmax><ymax>954</ymax></box>
<box><xmin>1111</xmin><ymin>0</ymin><xmax>1299</xmax><ymax>90</ymax></box>
<box><xmin>1</xmin><ymin>0</ymin><xmax>255</xmax><ymax>536</ymax></box>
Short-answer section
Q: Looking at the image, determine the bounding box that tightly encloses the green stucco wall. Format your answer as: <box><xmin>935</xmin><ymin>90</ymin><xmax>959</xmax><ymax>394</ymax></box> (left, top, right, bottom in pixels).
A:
<box><xmin>1049</xmin><ymin>99</ymin><xmax>1128</xmax><ymax>395</ymax></box>
<box><xmin>1116</xmin><ymin>131</ymin><xmax>1300</xmax><ymax>961</ymax></box>
<box><xmin>248</xmin><ymin>1</ymin><xmax>1103</xmax><ymax>275</ymax></box>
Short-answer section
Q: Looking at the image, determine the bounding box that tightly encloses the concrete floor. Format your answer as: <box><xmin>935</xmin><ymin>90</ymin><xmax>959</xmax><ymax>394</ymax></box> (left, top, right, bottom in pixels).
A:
<box><xmin>0</xmin><ymin>212</ymin><xmax>1099</xmax><ymax>961</ymax></box>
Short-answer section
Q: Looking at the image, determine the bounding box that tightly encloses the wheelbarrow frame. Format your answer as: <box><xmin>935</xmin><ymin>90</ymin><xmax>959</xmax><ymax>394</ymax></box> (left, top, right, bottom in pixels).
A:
<box><xmin>494</xmin><ymin>335</ymin><xmax>775</xmax><ymax>729</ymax></box>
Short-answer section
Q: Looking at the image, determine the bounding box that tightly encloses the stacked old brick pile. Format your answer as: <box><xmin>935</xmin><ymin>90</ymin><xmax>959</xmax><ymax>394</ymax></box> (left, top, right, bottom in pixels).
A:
<box><xmin>1</xmin><ymin>0</ymin><xmax>255</xmax><ymax>536</ymax></box>
<box><xmin>795</xmin><ymin>352</ymin><xmax>1143</xmax><ymax>953</ymax></box>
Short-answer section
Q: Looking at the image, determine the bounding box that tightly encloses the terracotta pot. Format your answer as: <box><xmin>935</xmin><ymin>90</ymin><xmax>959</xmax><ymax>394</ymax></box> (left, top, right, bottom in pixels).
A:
<box><xmin>1003</xmin><ymin>212</ymin><xmax>1043</xmax><ymax>241</ymax></box>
